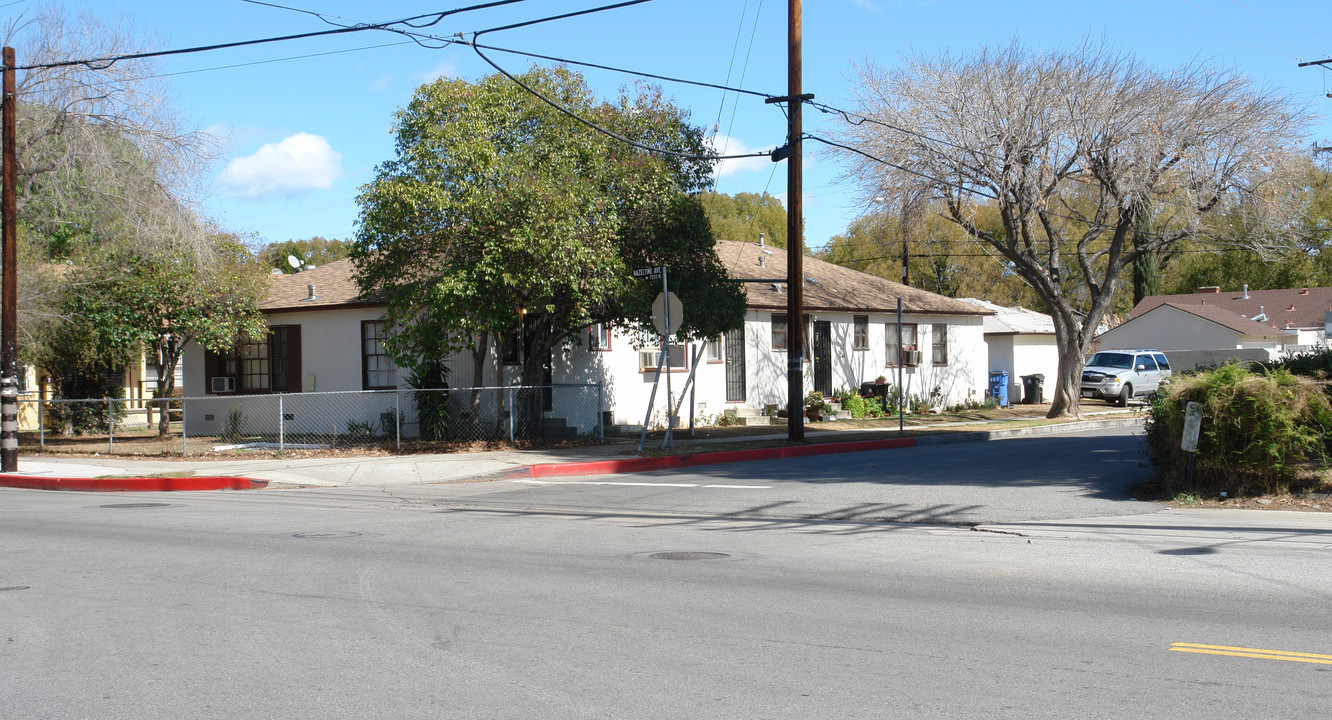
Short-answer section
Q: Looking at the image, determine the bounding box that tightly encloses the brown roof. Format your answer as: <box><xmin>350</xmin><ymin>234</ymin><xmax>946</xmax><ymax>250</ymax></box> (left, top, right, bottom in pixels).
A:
<box><xmin>1131</xmin><ymin>286</ymin><xmax>1332</xmax><ymax>331</ymax></box>
<box><xmin>258</xmin><ymin>242</ymin><xmax>990</xmax><ymax>317</ymax></box>
<box><xmin>1146</xmin><ymin>302</ymin><xmax>1294</xmax><ymax>339</ymax></box>
<box><xmin>714</xmin><ymin>240</ymin><xmax>989</xmax><ymax>316</ymax></box>
<box><xmin>258</xmin><ymin>258</ymin><xmax>380</xmax><ymax>312</ymax></box>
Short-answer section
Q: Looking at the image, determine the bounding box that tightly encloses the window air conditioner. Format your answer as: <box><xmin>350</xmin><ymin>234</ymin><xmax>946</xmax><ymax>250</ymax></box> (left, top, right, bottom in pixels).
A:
<box><xmin>211</xmin><ymin>376</ymin><xmax>235</xmax><ymax>393</ymax></box>
<box><xmin>902</xmin><ymin>349</ymin><xmax>922</xmax><ymax>366</ymax></box>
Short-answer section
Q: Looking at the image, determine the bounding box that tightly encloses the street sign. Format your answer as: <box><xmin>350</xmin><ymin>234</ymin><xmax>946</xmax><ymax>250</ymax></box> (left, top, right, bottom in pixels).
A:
<box><xmin>651</xmin><ymin>291</ymin><xmax>683</xmax><ymax>336</ymax></box>
<box><xmin>1180</xmin><ymin>401</ymin><xmax>1203</xmax><ymax>453</ymax></box>
<box><xmin>633</xmin><ymin>266</ymin><xmax>665</xmax><ymax>280</ymax></box>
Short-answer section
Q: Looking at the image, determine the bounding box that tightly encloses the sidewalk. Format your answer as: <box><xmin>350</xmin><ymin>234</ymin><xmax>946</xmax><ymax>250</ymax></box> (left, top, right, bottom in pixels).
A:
<box><xmin>975</xmin><ymin>508</ymin><xmax>1332</xmax><ymax>547</ymax></box>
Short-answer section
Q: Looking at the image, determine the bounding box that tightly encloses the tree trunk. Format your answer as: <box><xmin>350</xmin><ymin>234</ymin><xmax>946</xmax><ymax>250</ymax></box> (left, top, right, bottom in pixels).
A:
<box><xmin>153</xmin><ymin>351</ymin><xmax>178</xmax><ymax>437</ymax></box>
<box><xmin>469</xmin><ymin>334</ymin><xmax>488</xmax><ymax>437</ymax></box>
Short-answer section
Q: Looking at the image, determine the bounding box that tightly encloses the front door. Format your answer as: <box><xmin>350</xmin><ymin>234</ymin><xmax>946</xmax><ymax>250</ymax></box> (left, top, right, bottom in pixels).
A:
<box><xmin>724</xmin><ymin>327</ymin><xmax>746</xmax><ymax>402</ymax></box>
<box><xmin>813</xmin><ymin>321</ymin><xmax>832</xmax><ymax>397</ymax></box>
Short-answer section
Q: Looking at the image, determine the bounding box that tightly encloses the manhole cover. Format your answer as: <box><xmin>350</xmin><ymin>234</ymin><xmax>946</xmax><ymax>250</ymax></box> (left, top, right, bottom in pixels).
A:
<box><xmin>0</xmin><ymin>586</ymin><xmax>30</xmax><ymax>592</ymax></box>
<box><xmin>650</xmin><ymin>551</ymin><xmax>730</xmax><ymax>561</ymax></box>
<box><xmin>100</xmin><ymin>503</ymin><xmax>171</xmax><ymax>509</ymax></box>
<box><xmin>290</xmin><ymin>531</ymin><xmax>362</xmax><ymax>539</ymax></box>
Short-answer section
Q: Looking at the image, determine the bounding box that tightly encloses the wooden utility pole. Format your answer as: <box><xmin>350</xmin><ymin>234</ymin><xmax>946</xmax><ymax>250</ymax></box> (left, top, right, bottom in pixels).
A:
<box><xmin>784</xmin><ymin>0</ymin><xmax>804</xmax><ymax>442</ymax></box>
<box><xmin>2</xmin><ymin>47</ymin><xmax>17</xmax><ymax>473</ymax></box>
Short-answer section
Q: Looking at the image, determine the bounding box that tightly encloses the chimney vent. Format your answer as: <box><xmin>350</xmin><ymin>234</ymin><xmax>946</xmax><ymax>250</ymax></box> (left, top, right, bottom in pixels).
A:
<box><xmin>301</xmin><ymin>284</ymin><xmax>318</xmax><ymax>302</ymax></box>
<box><xmin>1243</xmin><ymin>284</ymin><xmax>1249</xmax><ymax>299</ymax></box>
<box><xmin>759</xmin><ymin>256</ymin><xmax>766</xmax><ymax>268</ymax></box>
<box><xmin>759</xmin><ymin>232</ymin><xmax>766</xmax><ymax>248</ymax></box>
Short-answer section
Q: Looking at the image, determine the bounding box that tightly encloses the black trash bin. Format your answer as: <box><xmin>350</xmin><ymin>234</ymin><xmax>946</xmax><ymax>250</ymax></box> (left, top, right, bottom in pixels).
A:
<box><xmin>1021</xmin><ymin>373</ymin><xmax>1045</xmax><ymax>404</ymax></box>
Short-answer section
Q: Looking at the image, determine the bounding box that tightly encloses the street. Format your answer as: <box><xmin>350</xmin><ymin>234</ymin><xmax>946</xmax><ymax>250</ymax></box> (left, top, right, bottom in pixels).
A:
<box><xmin>2</xmin><ymin>430</ymin><xmax>1329</xmax><ymax>718</ymax></box>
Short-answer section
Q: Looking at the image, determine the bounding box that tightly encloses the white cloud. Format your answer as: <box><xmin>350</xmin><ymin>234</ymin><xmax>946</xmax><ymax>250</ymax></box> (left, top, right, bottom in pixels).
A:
<box><xmin>220</xmin><ymin>133</ymin><xmax>343</xmax><ymax>198</ymax></box>
<box><xmin>414</xmin><ymin>59</ymin><xmax>458</xmax><ymax>84</ymax></box>
<box><xmin>369</xmin><ymin>74</ymin><xmax>394</xmax><ymax>92</ymax></box>
<box><xmin>709</xmin><ymin>134</ymin><xmax>772</xmax><ymax>178</ymax></box>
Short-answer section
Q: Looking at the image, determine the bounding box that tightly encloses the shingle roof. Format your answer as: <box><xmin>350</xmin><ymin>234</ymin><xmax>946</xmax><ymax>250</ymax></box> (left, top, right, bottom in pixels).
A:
<box><xmin>1131</xmin><ymin>286</ymin><xmax>1332</xmax><ymax>331</ymax></box>
<box><xmin>1142</xmin><ymin>302</ymin><xmax>1294</xmax><ymax>339</ymax></box>
<box><xmin>258</xmin><ymin>241</ymin><xmax>991</xmax><ymax>318</ymax></box>
<box><xmin>715</xmin><ymin>240</ymin><xmax>989</xmax><ymax>316</ymax></box>
<box><xmin>258</xmin><ymin>258</ymin><xmax>380</xmax><ymax>312</ymax></box>
<box><xmin>957</xmin><ymin>298</ymin><xmax>1054</xmax><ymax>334</ymax></box>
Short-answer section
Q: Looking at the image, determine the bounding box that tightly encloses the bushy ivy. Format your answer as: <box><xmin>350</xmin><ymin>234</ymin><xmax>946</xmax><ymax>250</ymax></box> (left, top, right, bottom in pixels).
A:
<box><xmin>1145</xmin><ymin>363</ymin><xmax>1332</xmax><ymax>495</ymax></box>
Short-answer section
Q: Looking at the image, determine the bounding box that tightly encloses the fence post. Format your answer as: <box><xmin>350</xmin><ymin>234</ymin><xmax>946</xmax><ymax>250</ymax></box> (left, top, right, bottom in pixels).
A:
<box><xmin>279</xmin><ymin>394</ymin><xmax>285</xmax><ymax>455</ymax></box>
<box><xmin>107</xmin><ymin>399</ymin><xmax>114</xmax><ymax>455</ymax></box>
<box><xmin>38</xmin><ymin>397</ymin><xmax>43</xmax><ymax>451</ymax></box>
<box><xmin>507</xmin><ymin>386</ymin><xmax>515</xmax><ymax>443</ymax></box>
<box><xmin>394</xmin><ymin>389</ymin><xmax>401</xmax><ymax>451</ymax></box>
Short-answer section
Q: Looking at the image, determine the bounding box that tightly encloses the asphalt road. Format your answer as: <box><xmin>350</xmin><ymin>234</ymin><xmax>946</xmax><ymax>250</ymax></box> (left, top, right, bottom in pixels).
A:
<box><xmin>431</xmin><ymin>426</ymin><xmax>1163</xmax><ymax>525</ymax></box>
<box><xmin>3</xmin><ymin>429</ymin><xmax>1329</xmax><ymax>719</ymax></box>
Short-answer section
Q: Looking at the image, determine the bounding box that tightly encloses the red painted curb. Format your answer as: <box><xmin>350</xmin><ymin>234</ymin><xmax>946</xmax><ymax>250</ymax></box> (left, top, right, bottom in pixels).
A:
<box><xmin>512</xmin><ymin>436</ymin><xmax>917</xmax><ymax>479</ymax></box>
<box><xmin>0</xmin><ymin>475</ymin><xmax>269</xmax><ymax>492</ymax></box>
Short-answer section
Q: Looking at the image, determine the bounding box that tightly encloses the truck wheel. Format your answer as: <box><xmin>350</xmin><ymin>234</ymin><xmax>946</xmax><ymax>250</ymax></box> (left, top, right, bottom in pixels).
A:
<box><xmin>1117</xmin><ymin>385</ymin><xmax>1131</xmax><ymax>407</ymax></box>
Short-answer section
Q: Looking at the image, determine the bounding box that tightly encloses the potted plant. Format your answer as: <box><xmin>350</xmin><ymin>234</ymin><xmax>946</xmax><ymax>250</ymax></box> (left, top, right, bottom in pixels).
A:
<box><xmin>804</xmin><ymin>391</ymin><xmax>833</xmax><ymax>422</ymax></box>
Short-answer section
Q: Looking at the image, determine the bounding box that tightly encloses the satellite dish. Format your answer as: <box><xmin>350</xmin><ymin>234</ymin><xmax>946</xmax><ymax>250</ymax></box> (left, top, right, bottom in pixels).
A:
<box><xmin>287</xmin><ymin>254</ymin><xmax>303</xmax><ymax>270</ymax></box>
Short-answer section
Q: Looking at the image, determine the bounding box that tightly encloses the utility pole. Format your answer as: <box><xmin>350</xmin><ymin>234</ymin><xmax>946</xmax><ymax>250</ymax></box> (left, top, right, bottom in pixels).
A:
<box><xmin>783</xmin><ymin>0</ymin><xmax>805</xmax><ymax>442</ymax></box>
<box><xmin>2</xmin><ymin>47</ymin><xmax>17</xmax><ymax>473</ymax></box>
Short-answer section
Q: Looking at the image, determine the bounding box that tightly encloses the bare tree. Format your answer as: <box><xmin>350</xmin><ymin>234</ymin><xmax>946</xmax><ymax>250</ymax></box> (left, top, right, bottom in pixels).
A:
<box><xmin>829</xmin><ymin>40</ymin><xmax>1310</xmax><ymax>417</ymax></box>
<box><xmin>6</xmin><ymin>3</ymin><xmax>219</xmax><ymax>258</ymax></box>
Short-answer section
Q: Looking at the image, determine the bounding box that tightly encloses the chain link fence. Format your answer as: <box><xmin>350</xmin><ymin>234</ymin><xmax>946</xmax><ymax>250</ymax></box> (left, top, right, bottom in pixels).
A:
<box><xmin>19</xmin><ymin>384</ymin><xmax>604</xmax><ymax>456</ymax></box>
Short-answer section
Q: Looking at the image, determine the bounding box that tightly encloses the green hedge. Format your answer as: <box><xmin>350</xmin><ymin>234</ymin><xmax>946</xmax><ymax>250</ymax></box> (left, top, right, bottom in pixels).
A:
<box><xmin>1145</xmin><ymin>363</ymin><xmax>1332</xmax><ymax>496</ymax></box>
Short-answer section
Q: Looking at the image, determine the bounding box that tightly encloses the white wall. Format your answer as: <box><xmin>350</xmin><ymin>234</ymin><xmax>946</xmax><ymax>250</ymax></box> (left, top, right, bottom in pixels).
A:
<box><xmin>1097</xmin><ymin>306</ymin><xmax>1242</xmax><ymax>351</ymax></box>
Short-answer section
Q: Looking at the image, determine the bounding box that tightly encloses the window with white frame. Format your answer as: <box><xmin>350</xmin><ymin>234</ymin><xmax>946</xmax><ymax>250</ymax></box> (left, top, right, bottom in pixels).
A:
<box><xmin>885</xmin><ymin>323</ymin><xmax>918</xmax><ymax>366</ymax></box>
<box><xmin>931</xmin><ymin>324</ymin><xmax>948</xmax><ymax>365</ymax></box>
<box><xmin>362</xmin><ymin>320</ymin><xmax>398</xmax><ymax>389</ymax></box>
<box><xmin>771</xmin><ymin>314</ymin><xmax>788</xmax><ymax>350</ymax></box>
<box><xmin>853</xmin><ymin>315</ymin><xmax>869</xmax><ymax>350</ymax></box>
<box><xmin>589</xmin><ymin>323</ymin><xmax>611</xmax><ymax>351</ymax></box>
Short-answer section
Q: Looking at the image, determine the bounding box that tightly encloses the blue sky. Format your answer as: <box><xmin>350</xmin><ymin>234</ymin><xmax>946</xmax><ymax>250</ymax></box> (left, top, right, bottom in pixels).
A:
<box><xmin>29</xmin><ymin>0</ymin><xmax>1332</xmax><ymax>252</ymax></box>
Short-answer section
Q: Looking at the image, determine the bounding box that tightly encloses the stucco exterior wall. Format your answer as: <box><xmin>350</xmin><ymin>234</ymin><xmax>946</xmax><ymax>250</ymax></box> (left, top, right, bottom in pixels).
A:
<box><xmin>1097</xmin><ymin>305</ymin><xmax>1247</xmax><ymax>351</ymax></box>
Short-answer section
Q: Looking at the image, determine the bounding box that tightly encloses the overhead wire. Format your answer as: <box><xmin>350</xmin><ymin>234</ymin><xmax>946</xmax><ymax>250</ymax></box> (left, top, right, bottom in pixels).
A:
<box><xmin>467</xmin><ymin>0</ymin><xmax>776</xmax><ymax>162</ymax></box>
<box><xmin>7</xmin><ymin>0</ymin><xmax>534</xmax><ymax>71</ymax></box>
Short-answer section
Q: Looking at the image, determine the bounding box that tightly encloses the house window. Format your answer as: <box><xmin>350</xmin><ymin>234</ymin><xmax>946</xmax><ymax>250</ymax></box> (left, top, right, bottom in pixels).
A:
<box><xmin>886</xmin><ymin>323</ymin><xmax>918</xmax><ymax>366</ymax></box>
<box><xmin>362</xmin><ymin>321</ymin><xmax>398</xmax><ymax>389</ymax></box>
<box><xmin>589</xmin><ymin>323</ymin><xmax>611</xmax><ymax>351</ymax></box>
<box><xmin>500</xmin><ymin>328</ymin><xmax>520</xmax><ymax>364</ymax></box>
<box><xmin>853</xmin><ymin>315</ymin><xmax>869</xmax><ymax>350</ymax></box>
<box><xmin>638</xmin><ymin>336</ymin><xmax>688</xmax><ymax>372</ymax></box>
<box><xmin>705</xmin><ymin>337</ymin><xmax>723</xmax><ymax>363</ymax></box>
<box><xmin>932</xmin><ymin>324</ymin><xmax>948</xmax><ymax>365</ymax></box>
<box><xmin>207</xmin><ymin>325</ymin><xmax>300</xmax><ymax>394</ymax></box>
<box><xmin>239</xmin><ymin>334</ymin><xmax>271</xmax><ymax>391</ymax></box>
<box><xmin>771</xmin><ymin>313</ymin><xmax>788</xmax><ymax>351</ymax></box>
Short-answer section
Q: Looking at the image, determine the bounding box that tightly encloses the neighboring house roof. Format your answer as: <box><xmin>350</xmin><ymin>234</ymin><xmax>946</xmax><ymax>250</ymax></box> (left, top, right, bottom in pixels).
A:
<box><xmin>957</xmin><ymin>298</ymin><xmax>1054</xmax><ymax>335</ymax></box>
<box><xmin>715</xmin><ymin>240</ymin><xmax>989</xmax><ymax>316</ymax></box>
<box><xmin>1130</xmin><ymin>286</ymin><xmax>1332</xmax><ymax>331</ymax></box>
<box><xmin>259</xmin><ymin>258</ymin><xmax>380</xmax><ymax>312</ymax></box>
<box><xmin>1130</xmin><ymin>302</ymin><xmax>1294</xmax><ymax>340</ymax></box>
<box><xmin>258</xmin><ymin>241</ymin><xmax>991</xmax><ymax>318</ymax></box>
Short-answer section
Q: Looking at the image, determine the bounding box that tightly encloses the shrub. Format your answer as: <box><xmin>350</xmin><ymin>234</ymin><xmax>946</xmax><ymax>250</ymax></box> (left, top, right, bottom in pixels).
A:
<box><xmin>863</xmin><ymin>397</ymin><xmax>885</xmax><ymax>418</ymax></box>
<box><xmin>1144</xmin><ymin>362</ymin><xmax>1332</xmax><ymax>496</ymax></box>
<box><xmin>842</xmin><ymin>393</ymin><xmax>867</xmax><ymax>419</ymax></box>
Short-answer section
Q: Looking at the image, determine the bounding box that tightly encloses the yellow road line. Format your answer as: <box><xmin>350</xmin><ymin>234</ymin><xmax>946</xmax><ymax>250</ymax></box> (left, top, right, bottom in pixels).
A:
<box><xmin>1170</xmin><ymin>642</ymin><xmax>1332</xmax><ymax>665</ymax></box>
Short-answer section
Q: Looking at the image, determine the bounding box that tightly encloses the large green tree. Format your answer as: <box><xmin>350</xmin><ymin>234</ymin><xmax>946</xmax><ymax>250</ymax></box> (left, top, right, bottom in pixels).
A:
<box><xmin>354</xmin><ymin>68</ymin><xmax>745</xmax><ymax>428</ymax></box>
<box><xmin>260</xmin><ymin>237</ymin><xmax>351</xmax><ymax>274</ymax></box>
<box><xmin>62</xmin><ymin>235</ymin><xmax>268</xmax><ymax>435</ymax></box>
<box><xmin>698</xmin><ymin>191</ymin><xmax>788</xmax><ymax>248</ymax></box>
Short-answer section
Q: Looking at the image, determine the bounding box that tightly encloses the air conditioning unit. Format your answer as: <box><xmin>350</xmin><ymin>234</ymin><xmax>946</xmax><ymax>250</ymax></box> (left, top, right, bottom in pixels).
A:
<box><xmin>902</xmin><ymin>349</ymin><xmax>922</xmax><ymax>366</ymax></box>
<box><xmin>211</xmin><ymin>376</ymin><xmax>235</xmax><ymax>393</ymax></box>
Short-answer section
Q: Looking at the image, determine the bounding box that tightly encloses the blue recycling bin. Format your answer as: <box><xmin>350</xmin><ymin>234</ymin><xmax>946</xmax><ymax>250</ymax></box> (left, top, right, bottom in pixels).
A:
<box><xmin>988</xmin><ymin>371</ymin><xmax>1009</xmax><ymax>407</ymax></box>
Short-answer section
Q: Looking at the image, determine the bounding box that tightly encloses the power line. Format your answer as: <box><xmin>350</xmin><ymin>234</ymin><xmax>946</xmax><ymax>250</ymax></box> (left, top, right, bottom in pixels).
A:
<box><xmin>6</xmin><ymin>0</ymin><xmax>530</xmax><ymax>71</ymax></box>
<box><xmin>468</xmin><ymin>0</ymin><xmax>775</xmax><ymax>163</ymax></box>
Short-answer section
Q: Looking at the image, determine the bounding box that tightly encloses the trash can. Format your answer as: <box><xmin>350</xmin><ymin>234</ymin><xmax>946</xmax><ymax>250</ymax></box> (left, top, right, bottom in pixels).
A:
<box><xmin>1021</xmin><ymin>373</ymin><xmax>1045</xmax><ymax>404</ymax></box>
<box><xmin>987</xmin><ymin>371</ymin><xmax>1009</xmax><ymax>407</ymax></box>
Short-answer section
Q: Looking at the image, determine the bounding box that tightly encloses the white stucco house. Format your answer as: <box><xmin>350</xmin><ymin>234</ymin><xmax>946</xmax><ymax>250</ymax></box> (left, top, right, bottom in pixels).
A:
<box><xmin>180</xmin><ymin>240</ymin><xmax>991</xmax><ymax>439</ymax></box>
<box><xmin>958</xmin><ymin>298</ymin><xmax>1058</xmax><ymax>405</ymax></box>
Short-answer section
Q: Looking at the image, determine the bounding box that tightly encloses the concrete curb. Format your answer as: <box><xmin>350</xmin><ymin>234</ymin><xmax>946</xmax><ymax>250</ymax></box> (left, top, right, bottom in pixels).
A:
<box><xmin>503</xmin><ymin>416</ymin><xmax>1145</xmax><ymax>480</ymax></box>
<box><xmin>0</xmin><ymin>475</ymin><xmax>269</xmax><ymax>492</ymax></box>
<box><xmin>503</xmin><ymin>436</ymin><xmax>918</xmax><ymax>479</ymax></box>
